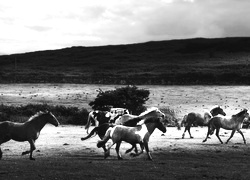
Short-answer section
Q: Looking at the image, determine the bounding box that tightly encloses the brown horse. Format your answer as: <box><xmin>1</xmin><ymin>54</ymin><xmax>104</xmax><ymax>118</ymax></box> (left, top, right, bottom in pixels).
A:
<box><xmin>0</xmin><ymin>111</ymin><xmax>59</xmax><ymax>160</ymax></box>
<box><xmin>203</xmin><ymin>109</ymin><xmax>249</xmax><ymax>144</ymax></box>
<box><xmin>97</xmin><ymin>117</ymin><xmax>166</xmax><ymax>160</ymax></box>
<box><xmin>182</xmin><ymin>106</ymin><xmax>226</xmax><ymax>139</ymax></box>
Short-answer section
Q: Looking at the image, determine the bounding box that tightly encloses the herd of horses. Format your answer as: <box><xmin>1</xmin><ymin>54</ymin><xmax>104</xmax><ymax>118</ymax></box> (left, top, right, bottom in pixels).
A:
<box><xmin>0</xmin><ymin>106</ymin><xmax>249</xmax><ymax>161</ymax></box>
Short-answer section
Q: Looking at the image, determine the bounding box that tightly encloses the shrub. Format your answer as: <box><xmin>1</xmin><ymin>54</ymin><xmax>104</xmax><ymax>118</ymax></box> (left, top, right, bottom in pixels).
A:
<box><xmin>89</xmin><ymin>85</ymin><xmax>150</xmax><ymax>114</ymax></box>
<box><xmin>0</xmin><ymin>104</ymin><xmax>89</xmax><ymax>125</ymax></box>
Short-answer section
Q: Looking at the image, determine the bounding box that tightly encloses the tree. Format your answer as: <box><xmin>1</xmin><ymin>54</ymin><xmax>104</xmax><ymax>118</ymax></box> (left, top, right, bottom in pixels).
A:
<box><xmin>89</xmin><ymin>85</ymin><xmax>150</xmax><ymax>115</ymax></box>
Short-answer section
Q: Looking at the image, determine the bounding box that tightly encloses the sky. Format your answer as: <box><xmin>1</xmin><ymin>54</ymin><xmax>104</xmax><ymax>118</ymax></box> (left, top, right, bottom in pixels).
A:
<box><xmin>0</xmin><ymin>0</ymin><xmax>250</xmax><ymax>55</ymax></box>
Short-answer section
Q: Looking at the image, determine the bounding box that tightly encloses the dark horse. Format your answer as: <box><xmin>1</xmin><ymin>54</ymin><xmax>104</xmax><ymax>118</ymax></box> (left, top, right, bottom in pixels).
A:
<box><xmin>85</xmin><ymin>110</ymin><xmax>111</xmax><ymax>134</ymax></box>
<box><xmin>182</xmin><ymin>106</ymin><xmax>226</xmax><ymax>139</ymax></box>
<box><xmin>85</xmin><ymin>109</ymin><xmax>128</xmax><ymax>134</ymax></box>
<box><xmin>0</xmin><ymin>111</ymin><xmax>59</xmax><ymax>160</ymax></box>
<box><xmin>203</xmin><ymin>109</ymin><xmax>249</xmax><ymax>144</ymax></box>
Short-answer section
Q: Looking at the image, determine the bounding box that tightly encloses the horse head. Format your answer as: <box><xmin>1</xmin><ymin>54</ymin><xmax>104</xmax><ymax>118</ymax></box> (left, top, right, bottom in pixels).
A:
<box><xmin>210</xmin><ymin>105</ymin><xmax>226</xmax><ymax>116</ymax></box>
<box><xmin>156</xmin><ymin>118</ymin><xmax>167</xmax><ymax>133</ymax></box>
<box><xmin>44</xmin><ymin>111</ymin><xmax>60</xmax><ymax>127</ymax></box>
<box><xmin>144</xmin><ymin>117</ymin><xmax>166</xmax><ymax>133</ymax></box>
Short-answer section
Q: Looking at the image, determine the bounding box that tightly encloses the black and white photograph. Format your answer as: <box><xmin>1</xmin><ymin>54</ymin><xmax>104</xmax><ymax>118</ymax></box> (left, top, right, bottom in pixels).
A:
<box><xmin>1</xmin><ymin>0</ymin><xmax>250</xmax><ymax>179</ymax></box>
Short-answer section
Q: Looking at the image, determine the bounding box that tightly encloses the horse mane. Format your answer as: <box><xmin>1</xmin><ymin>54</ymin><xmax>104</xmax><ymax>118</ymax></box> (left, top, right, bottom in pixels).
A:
<box><xmin>234</xmin><ymin>109</ymin><xmax>248</xmax><ymax>117</ymax></box>
<box><xmin>144</xmin><ymin>117</ymin><xmax>159</xmax><ymax>124</ymax></box>
<box><xmin>210</xmin><ymin>105</ymin><xmax>220</xmax><ymax>111</ymax></box>
<box><xmin>27</xmin><ymin>111</ymin><xmax>46</xmax><ymax>122</ymax></box>
<box><xmin>122</xmin><ymin>117</ymin><xmax>142</xmax><ymax>127</ymax></box>
<box><xmin>139</xmin><ymin>107</ymin><xmax>159</xmax><ymax>117</ymax></box>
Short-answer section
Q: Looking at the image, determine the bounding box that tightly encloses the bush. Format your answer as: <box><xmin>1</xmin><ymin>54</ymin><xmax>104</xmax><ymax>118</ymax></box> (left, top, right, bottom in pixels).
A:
<box><xmin>0</xmin><ymin>104</ymin><xmax>89</xmax><ymax>125</ymax></box>
<box><xmin>89</xmin><ymin>85</ymin><xmax>150</xmax><ymax>114</ymax></box>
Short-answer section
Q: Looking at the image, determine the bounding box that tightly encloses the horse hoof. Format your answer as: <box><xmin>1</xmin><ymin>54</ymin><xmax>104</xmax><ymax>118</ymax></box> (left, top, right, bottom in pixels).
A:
<box><xmin>118</xmin><ymin>157</ymin><xmax>123</xmax><ymax>160</ymax></box>
<box><xmin>190</xmin><ymin>137</ymin><xmax>194</xmax><ymax>139</ymax></box>
<box><xmin>30</xmin><ymin>158</ymin><xmax>35</xmax><ymax>160</ymax></box>
<box><xmin>130</xmin><ymin>153</ymin><xmax>137</xmax><ymax>157</ymax></box>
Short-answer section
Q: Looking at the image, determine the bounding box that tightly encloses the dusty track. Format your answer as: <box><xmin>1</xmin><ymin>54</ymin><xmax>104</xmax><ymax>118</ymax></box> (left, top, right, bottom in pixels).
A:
<box><xmin>1</xmin><ymin>125</ymin><xmax>250</xmax><ymax>180</ymax></box>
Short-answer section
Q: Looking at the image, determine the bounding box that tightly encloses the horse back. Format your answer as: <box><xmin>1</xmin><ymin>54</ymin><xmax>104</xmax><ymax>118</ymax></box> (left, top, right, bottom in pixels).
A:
<box><xmin>111</xmin><ymin>125</ymin><xmax>141</xmax><ymax>143</ymax></box>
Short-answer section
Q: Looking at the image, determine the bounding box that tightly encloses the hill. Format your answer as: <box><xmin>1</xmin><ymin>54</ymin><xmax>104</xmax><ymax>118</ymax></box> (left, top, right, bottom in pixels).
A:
<box><xmin>1</xmin><ymin>37</ymin><xmax>250</xmax><ymax>85</ymax></box>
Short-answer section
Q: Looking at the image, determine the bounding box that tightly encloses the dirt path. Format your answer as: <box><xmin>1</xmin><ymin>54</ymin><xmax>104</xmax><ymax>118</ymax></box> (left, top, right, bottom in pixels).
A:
<box><xmin>1</xmin><ymin>125</ymin><xmax>250</xmax><ymax>180</ymax></box>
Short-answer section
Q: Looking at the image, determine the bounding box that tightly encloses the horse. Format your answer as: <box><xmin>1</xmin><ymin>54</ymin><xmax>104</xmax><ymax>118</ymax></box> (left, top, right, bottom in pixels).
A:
<box><xmin>203</xmin><ymin>109</ymin><xmax>249</xmax><ymax>144</ymax></box>
<box><xmin>0</xmin><ymin>111</ymin><xmax>59</xmax><ymax>160</ymax></box>
<box><xmin>182</xmin><ymin>105</ymin><xmax>226</xmax><ymax>139</ymax></box>
<box><xmin>114</xmin><ymin>107</ymin><xmax>165</xmax><ymax>125</ymax></box>
<box><xmin>85</xmin><ymin>108</ymin><xmax>129</xmax><ymax>134</ymax></box>
<box><xmin>81</xmin><ymin>107</ymin><xmax>165</xmax><ymax>158</ymax></box>
<box><xmin>85</xmin><ymin>110</ymin><xmax>111</xmax><ymax>134</ymax></box>
<box><xmin>96</xmin><ymin>117</ymin><xmax>166</xmax><ymax>160</ymax></box>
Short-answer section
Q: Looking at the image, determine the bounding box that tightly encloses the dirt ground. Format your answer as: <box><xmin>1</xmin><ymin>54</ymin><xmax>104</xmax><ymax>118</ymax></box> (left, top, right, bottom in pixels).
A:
<box><xmin>0</xmin><ymin>125</ymin><xmax>250</xmax><ymax>180</ymax></box>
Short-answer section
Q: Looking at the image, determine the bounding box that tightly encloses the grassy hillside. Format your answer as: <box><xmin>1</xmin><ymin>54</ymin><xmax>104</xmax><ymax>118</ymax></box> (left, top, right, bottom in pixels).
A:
<box><xmin>1</xmin><ymin>37</ymin><xmax>250</xmax><ymax>85</ymax></box>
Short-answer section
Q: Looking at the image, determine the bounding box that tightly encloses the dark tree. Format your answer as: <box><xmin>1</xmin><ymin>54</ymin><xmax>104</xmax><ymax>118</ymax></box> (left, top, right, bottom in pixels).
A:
<box><xmin>89</xmin><ymin>85</ymin><xmax>150</xmax><ymax>115</ymax></box>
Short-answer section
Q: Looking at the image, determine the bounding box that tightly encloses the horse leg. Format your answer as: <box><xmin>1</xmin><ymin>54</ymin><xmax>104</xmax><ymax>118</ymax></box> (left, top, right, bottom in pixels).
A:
<box><xmin>203</xmin><ymin>126</ymin><xmax>211</xmax><ymax>143</ymax></box>
<box><xmin>215</xmin><ymin>128</ymin><xmax>223</xmax><ymax>144</ymax></box>
<box><xmin>182</xmin><ymin>126</ymin><xmax>187</xmax><ymax>139</ymax></box>
<box><xmin>104</xmin><ymin>142</ymin><xmax>115</xmax><ymax>159</ymax></box>
<box><xmin>144</xmin><ymin>142</ymin><xmax>152</xmax><ymax>161</ymax></box>
<box><xmin>134</xmin><ymin>144</ymin><xmax>138</xmax><ymax>154</ymax></box>
<box><xmin>0</xmin><ymin>147</ymin><xmax>2</xmax><ymax>159</ymax></box>
<box><xmin>22</xmin><ymin>139</ymin><xmax>36</xmax><ymax>160</ymax></box>
<box><xmin>187</xmin><ymin>126</ymin><xmax>193</xmax><ymax>138</ymax></box>
<box><xmin>226</xmin><ymin>130</ymin><xmax>236</xmax><ymax>144</ymax></box>
<box><xmin>0</xmin><ymin>136</ymin><xmax>11</xmax><ymax>160</ymax></box>
<box><xmin>125</xmin><ymin>144</ymin><xmax>135</xmax><ymax>154</ymax></box>
<box><xmin>102</xmin><ymin>145</ymin><xmax>110</xmax><ymax>157</ymax></box>
<box><xmin>115</xmin><ymin>141</ymin><xmax>123</xmax><ymax>160</ymax></box>
<box><xmin>237</xmin><ymin>129</ymin><xmax>246</xmax><ymax>144</ymax></box>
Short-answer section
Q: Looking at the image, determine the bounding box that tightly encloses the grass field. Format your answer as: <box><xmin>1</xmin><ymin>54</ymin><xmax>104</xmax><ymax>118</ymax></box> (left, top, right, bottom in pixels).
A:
<box><xmin>1</xmin><ymin>84</ymin><xmax>250</xmax><ymax>119</ymax></box>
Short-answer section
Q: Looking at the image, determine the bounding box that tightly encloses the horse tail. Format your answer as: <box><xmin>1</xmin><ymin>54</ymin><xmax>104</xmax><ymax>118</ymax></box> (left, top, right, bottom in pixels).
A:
<box><xmin>81</xmin><ymin>126</ymin><xmax>98</xmax><ymax>141</ymax></box>
<box><xmin>97</xmin><ymin>127</ymin><xmax>112</xmax><ymax>148</ymax></box>
<box><xmin>85</xmin><ymin>112</ymin><xmax>94</xmax><ymax>133</ymax></box>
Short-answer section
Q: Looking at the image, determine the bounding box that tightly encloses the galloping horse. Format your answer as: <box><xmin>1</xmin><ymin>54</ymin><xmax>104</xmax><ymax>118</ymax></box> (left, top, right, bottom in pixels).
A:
<box><xmin>114</xmin><ymin>107</ymin><xmax>165</xmax><ymax>125</ymax></box>
<box><xmin>0</xmin><ymin>111</ymin><xmax>59</xmax><ymax>160</ymax></box>
<box><xmin>97</xmin><ymin>117</ymin><xmax>166</xmax><ymax>160</ymax></box>
<box><xmin>81</xmin><ymin>107</ymin><xmax>165</xmax><ymax>158</ymax></box>
<box><xmin>182</xmin><ymin>106</ymin><xmax>226</xmax><ymax>139</ymax></box>
<box><xmin>203</xmin><ymin>109</ymin><xmax>249</xmax><ymax>144</ymax></box>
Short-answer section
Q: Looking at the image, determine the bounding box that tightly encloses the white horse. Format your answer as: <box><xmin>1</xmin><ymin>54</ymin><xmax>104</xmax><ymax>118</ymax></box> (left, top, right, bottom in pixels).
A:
<box><xmin>114</xmin><ymin>107</ymin><xmax>165</xmax><ymax>126</ymax></box>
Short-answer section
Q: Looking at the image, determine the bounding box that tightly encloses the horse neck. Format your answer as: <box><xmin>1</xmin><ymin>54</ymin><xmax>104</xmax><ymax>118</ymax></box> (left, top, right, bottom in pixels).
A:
<box><xmin>27</xmin><ymin>116</ymin><xmax>47</xmax><ymax>131</ymax></box>
<box><xmin>235</xmin><ymin>114</ymin><xmax>246</xmax><ymax>123</ymax></box>
<box><xmin>144</xmin><ymin>123</ymin><xmax>157</xmax><ymax>135</ymax></box>
<box><xmin>211</xmin><ymin>111</ymin><xmax>219</xmax><ymax>117</ymax></box>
